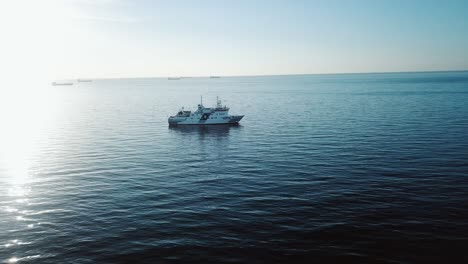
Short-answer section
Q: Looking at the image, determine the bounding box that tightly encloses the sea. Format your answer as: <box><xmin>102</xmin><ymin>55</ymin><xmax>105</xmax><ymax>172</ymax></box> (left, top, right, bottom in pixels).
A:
<box><xmin>1</xmin><ymin>71</ymin><xmax>468</xmax><ymax>263</ymax></box>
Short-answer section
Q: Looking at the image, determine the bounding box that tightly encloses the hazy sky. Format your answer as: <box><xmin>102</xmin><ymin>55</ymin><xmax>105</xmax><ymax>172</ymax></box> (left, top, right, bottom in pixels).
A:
<box><xmin>2</xmin><ymin>0</ymin><xmax>468</xmax><ymax>79</ymax></box>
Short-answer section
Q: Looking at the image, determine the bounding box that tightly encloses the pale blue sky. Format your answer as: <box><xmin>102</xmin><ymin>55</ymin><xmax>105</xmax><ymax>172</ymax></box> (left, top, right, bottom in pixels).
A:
<box><xmin>3</xmin><ymin>0</ymin><xmax>468</xmax><ymax>79</ymax></box>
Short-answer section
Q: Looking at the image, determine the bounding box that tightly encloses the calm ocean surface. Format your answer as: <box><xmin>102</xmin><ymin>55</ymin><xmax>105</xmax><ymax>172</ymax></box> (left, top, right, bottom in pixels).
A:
<box><xmin>1</xmin><ymin>71</ymin><xmax>468</xmax><ymax>263</ymax></box>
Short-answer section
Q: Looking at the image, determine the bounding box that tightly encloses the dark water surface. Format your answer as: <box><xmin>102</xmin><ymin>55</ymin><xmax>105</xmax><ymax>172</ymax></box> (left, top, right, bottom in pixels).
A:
<box><xmin>1</xmin><ymin>72</ymin><xmax>468</xmax><ymax>263</ymax></box>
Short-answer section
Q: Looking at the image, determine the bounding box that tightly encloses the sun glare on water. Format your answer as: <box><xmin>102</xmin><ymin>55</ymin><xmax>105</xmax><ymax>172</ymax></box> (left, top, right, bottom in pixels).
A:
<box><xmin>0</xmin><ymin>1</ymin><xmax>77</xmax><ymax>189</ymax></box>
<box><xmin>0</xmin><ymin>85</ymin><xmax>60</xmax><ymax>192</ymax></box>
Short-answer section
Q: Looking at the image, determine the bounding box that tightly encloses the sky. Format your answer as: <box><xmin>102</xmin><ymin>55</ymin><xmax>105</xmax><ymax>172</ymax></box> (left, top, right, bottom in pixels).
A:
<box><xmin>1</xmin><ymin>0</ymin><xmax>468</xmax><ymax>80</ymax></box>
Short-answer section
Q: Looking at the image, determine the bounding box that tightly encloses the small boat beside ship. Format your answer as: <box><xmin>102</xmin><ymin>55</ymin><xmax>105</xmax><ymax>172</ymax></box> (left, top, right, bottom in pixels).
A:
<box><xmin>168</xmin><ymin>97</ymin><xmax>244</xmax><ymax>126</ymax></box>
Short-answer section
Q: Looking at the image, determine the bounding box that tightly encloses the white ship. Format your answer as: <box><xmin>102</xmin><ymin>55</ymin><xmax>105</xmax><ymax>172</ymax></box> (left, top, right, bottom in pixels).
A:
<box><xmin>168</xmin><ymin>97</ymin><xmax>244</xmax><ymax>126</ymax></box>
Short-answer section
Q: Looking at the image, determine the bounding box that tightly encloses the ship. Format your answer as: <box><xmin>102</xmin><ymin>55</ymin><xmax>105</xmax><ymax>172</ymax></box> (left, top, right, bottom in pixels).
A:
<box><xmin>168</xmin><ymin>97</ymin><xmax>244</xmax><ymax>126</ymax></box>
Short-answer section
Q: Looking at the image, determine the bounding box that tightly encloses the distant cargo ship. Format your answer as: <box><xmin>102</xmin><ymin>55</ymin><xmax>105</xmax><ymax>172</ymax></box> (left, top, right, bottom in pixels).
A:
<box><xmin>77</xmin><ymin>79</ymin><xmax>92</xmax><ymax>82</ymax></box>
<box><xmin>52</xmin><ymin>82</ymin><xmax>73</xmax><ymax>86</ymax></box>
<box><xmin>168</xmin><ymin>77</ymin><xmax>182</xmax><ymax>80</ymax></box>
<box><xmin>210</xmin><ymin>76</ymin><xmax>221</xmax><ymax>79</ymax></box>
<box><xmin>168</xmin><ymin>97</ymin><xmax>244</xmax><ymax>126</ymax></box>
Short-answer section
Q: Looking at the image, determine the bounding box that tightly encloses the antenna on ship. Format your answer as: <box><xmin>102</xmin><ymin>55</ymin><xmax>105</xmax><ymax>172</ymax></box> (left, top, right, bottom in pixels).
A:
<box><xmin>216</xmin><ymin>96</ymin><xmax>222</xmax><ymax>108</ymax></box>
<box><xmin>200</xmin><ymin>95</ymin><xmax>203</xmax><ymax>106</ymax></box>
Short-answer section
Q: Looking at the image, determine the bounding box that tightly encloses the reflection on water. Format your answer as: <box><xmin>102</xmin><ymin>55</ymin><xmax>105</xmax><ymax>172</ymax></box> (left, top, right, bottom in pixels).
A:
<box><xmin>168</xmin><ymin>124</ymin><xmax>242</xmax><ymax>137</ymax></box>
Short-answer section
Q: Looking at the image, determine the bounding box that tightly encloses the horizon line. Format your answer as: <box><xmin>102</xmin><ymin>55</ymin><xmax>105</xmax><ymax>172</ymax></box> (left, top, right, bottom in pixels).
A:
<box><xmin>60</xmin><ymin>69</ymin><xmax>468</xmax><ymax>81</ymax></box>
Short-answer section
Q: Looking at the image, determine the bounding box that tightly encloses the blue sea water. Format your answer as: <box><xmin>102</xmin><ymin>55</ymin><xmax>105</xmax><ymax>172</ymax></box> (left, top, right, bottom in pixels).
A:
<box><xmin>1</xmin><ymin>71</ymin><xmax>468</xmax><ymax>263</ymax></box>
